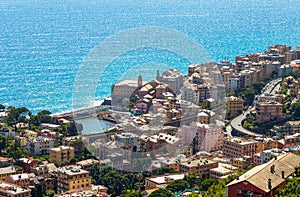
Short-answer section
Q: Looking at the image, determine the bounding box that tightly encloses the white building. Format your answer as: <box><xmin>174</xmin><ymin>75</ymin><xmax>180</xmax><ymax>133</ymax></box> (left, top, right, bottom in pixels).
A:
<box><xmin>115</xmin><ymin>132</ymin><xmax>140</xmax><ymax>150</ymax></box>
<box><xmin>145</xmin><ymin>173</ymin><xmax>186</xmax><ymax>189</ymax></box>
<box><xmin>26</xmin><ymin>136</ymin><xmax>55</xmax><ymax>155</ymax></box>
<box><xmin>0</xmin><ymin>182</ymin><xmax>31</xmax><ymax>197</ymax></box>
<box><xmin>157</xmin><ymin>69</ymin><xmax>184</xmax><ymax>94</ymax></box>
<box><xmin>111</xmin><ymin>76</ymin><xmax>146</xmax><ymax>106</ymax></box>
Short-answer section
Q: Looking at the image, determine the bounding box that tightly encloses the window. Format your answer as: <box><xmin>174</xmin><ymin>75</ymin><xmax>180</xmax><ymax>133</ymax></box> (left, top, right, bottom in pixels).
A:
<box><xmin>236</xmin><ymin>189</ymin><xmax>242</xmax><ymax>195</ymax></box>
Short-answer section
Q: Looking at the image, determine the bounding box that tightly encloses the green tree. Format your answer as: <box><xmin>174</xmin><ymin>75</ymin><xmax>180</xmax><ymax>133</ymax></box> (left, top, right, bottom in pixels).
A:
<box><xmin>184</xmin><ymin>174</ymin><xmax>203</xmax><ymax>189</ymax></box>
<box><xmin>278</xmin><ymin>178</ymin><xmax>300</xmax><ymax>196</ymax></box>
<box><xmin>45</xmin><ymin>189</ymin><xmax>55</xmax><ymax>197</ymax></box>
<box><xmin>166</xmin><ymin>180</ymin><xmax>190</xmax><ymax>193</ymax></box>
<box><xmin>292</xmin><ymin>70</ymin><xmax>300</xmax><ymax>78</ymax></box>
<box><xmin>251</xmin><ymin>82</ymin><xmax>265</xmax><ymax>94</ymax></box>
<box><xmin>187</xmin><ymin>192</ymin><xmax>201</xmax><ymax>197</ymax></box>
<box><xmin>5</xmin><ymin>106</ymin><xmax>30</xmax><ymax>126</ymax></box>
<box><xmin>271</xmin><ymin>70</ymin><xmax>278</xmax><ymax>78</ymax></box>
<box><xmin>291</xmin><ymin>101</ymin><xmax>300</xmax><ymax>118</ymax></box>
<box><xmin>148</xmin><ymin>188</ymin><xmax>172</xmax><ymax>197</ymax></box>
<box><xmin>238</xmin><ymin>88</ymin><xmax>255</xmax><ymax>106</ymax></box>
<box><xmin>155</xmin><ymin>166</ymin><xmax>177</xmax><ymax>175</ymax></box>
<box><xmin>37</xmin><ymin>110</ymin><xmax>52</xmax><ymax>123</ymax></box>
<box><xmin>201</xmin><ymin>176</ymin><xmax>235</xmax><ymax>197</ymax></box>
<box><xmin>0</xmin><ymin>135</ymin><xmax>7</xmax><ymax>150</ymax></box>
<box><xmin>99</xmin><ymin>170</ymin><xmax>129</xmax><ymax>196</ymax></box>
<box><xmin>0</xmin><ymin>104</ymin><xmax>5</xmax><ymax>110</ymax></box>
<box><xmin>200</xmin><ymin>178</ymin><xmax>218</xmax><ymax>191</ymax></box>
<box><xmin>120</xmin><ymin>190</ymin><xmax>143</xmax><ymax>197</ymax></box>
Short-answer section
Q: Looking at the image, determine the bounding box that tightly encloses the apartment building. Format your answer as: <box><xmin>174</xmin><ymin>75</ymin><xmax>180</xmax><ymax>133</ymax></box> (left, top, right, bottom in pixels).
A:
<box><xmin>0</xmin><ymin>157</ymin><xmax>13</xmax><ymax>168</ymax></box>
<box><xmin>223</xmin><ymin>137</ymin><xmax>258</xmax><ymax>162</ymax></box>
<box><xmin>197</xmin><ymin>109</ymin><xmax>215</xmax><ymax>124</ymax></box>
<box><xmin>140</xmin><ymin>133</ymin><xmax>180</xmax><ymax>152</ymax></box>
<box><xmin>50</xmin><ymin>146</ymin><xmax>75</xmax><ymax>165</ymax></box>
<box><xmin>226</xmin><ymin>96</ymin><xmax>244</xmax><ymax>119</ymax></box>
<box><xmin>57</xmin><ymin>167</ymin><xmax>91</xmax><ymax>193</ymax></box>
<box><xmin>115</xmin><ymin>132</ymin><xmax>140</xmax><ymax>151</ymax></box>
<box><xmin>157</xmin><ymin>68</ymin><xmax>184</xmax><ymax>94</ymax></box>
<box><xmin>0</xmin><ymin>182</ymin><xmax>31</xmax><ymax>197</ymax></box>
<box><xmin>26</xmin><ymin>136</ymin><xmax>55</xmax><ymax>155</ymax></box>
<box><xmin>255</xmin><ymin>101</ymin><xmax>283</xmax><ymax>122</ymax></box>
<box><xmin>210</xmin><ymin>163</ymin><xmax>238</xmax><ymax>179</ymax></box>
<box><xmin>5</xmin><ymin>173</ymin><xmax>30</xmax><ymax>187</ymax></box>
<box><xmin>0</xmin><ymin>166</ymin><xmax>17</xmax><ymax>182</ymax></box>
<box><xmin>179</xmin><ymin>159</ymin><xmax>218</xmax><ymax>178</ymax></box>
<box><xmin>178</xmin><ymin>122</ymin><xmax>223</xmax><ymax>153</ymax></box>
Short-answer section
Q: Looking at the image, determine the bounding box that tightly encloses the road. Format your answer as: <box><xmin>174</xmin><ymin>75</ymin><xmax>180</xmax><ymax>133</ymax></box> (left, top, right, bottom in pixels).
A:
<box><xmin>230</xmin><ymin>78</ymin><xmax>282</xmax><ymax>137</ymax></box>
<box><xmin>230</xmin><ymin>111</ymin><xmax>260</xmax><ymax>137</ymax></box>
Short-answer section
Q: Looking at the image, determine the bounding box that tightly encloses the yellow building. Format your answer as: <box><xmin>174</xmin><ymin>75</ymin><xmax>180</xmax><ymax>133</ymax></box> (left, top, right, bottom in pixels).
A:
<box><xmin>50</xmin><ymin>146</ymin><xmax>74</xmax><ymax>166</ymax></box>
<box><xmin>233</xmin><ymin>157</ymin><xmax>251</xmax><ymax>169</ymax></box>
<box><xmin>0</xmin><ymin>166</ymin><xmax>17</xmax><ymax>182</ymax></box>
<box><xmin>226</xmin><ymin>96</ymin><xmax>244</xmax><ymax>119</ymax></box>
<box><xmin>57</xmin><ymin>167</ymin><xmax>91</xmax><ymax>193</ymax></box>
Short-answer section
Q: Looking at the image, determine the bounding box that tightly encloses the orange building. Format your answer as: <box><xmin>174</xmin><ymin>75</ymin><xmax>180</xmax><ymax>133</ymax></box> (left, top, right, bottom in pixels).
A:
<box><xmin>179</xmin><ymin>159</ymin><xmax>218</xmax><ymax>178</ymax></box>
<box><xmin>223</xmin><ymin>137</ymin><xmax>258</xmax><ymax>162</ymax></box>
<box><xmin>256</xmin><ymin>101</ymin><xmax>283</xmax><ymax>122</ymax></box>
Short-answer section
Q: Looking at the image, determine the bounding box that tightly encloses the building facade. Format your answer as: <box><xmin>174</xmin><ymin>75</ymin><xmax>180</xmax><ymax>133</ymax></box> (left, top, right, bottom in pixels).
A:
<box><xmin>57</xmin><ymin>167</ymin><xmax>92</xmax><ymax>193</ymax></box>
<box><xmin>50</xmin><ymin>146</ymin><xmax>75</xmax><ymax>166</ymax></box>
<box><xmin>226</xmin><ymin>96</ymin><xmax>244</xmax><ymax>119</ymax></box>
<box><xmin>0</xmin><ymin>182</ymin><xmax>31</xmax><ymax>197</ymax></box>
<box><xmin>26</xmin><ymin>136</ymin><xmax>55</xmax><ymax>155</ymax></box>
<box><xmin>226</xmin><ymin>153</ymin><xmax>300</xmax><ymax>197</ymax></box>
<box><xmin>255</xmin><ymin>101</ymin><xmax>283</xmax><ymax>122</ymax></box>
<box><xmin>179</xmin><ymin>159</ymin><xmax>218</xmax><ymax>178</ymax></box>
<box><xmin>223</xmin><ymin>137</ymin><xmax>258</xmax><ymax>162</ymax></box>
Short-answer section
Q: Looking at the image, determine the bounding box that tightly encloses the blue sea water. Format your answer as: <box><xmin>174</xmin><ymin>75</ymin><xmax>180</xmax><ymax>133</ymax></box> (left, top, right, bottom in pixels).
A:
<box><xmin>0</xmin><ymin>0</ymin><xmax>299</xmax><ymax>114</ymax></box>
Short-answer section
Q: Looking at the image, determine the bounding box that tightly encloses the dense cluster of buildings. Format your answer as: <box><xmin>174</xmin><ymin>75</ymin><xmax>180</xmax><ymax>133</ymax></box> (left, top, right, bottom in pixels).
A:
<box><xmin>1</xmin><ymin>44</ymin><xmax>300</xmax><ymax>196</ymax></box>
<box><xmin>0</xmin><ymin>155</ymin><xmax>109</xmax><ymax>196</ymax></box>
<box><xmin>220</xmin><ymin>45</ymin><xmax>300</xmax><ymax>92</ymax></box>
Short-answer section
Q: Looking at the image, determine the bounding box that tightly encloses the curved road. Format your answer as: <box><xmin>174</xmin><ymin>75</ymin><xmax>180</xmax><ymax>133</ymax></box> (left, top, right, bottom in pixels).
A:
<box><xmin>231</xmin><ymin>110</ymin><xmax>260</xmax><ymax>137</ymax></box>
<box><xmin>230</xmin><ymin>78</ymin><xmax>282</xmax><ymax>137</ymax></box>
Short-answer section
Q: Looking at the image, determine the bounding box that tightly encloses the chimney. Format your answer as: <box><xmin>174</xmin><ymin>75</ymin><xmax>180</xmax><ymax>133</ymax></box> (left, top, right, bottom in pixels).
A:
<box><xmin>270</xmin><ymin>165</ymin><xmax>275</xmax><ymax>173</ymax></box>
<box><xmin>268</xmin><ymin>178</ymin><xmax>272</xmax><ymax>190</ymax></box>
<box><xmin>236</xmin><ymin>176</ymin><xmax>239</xmax><ymax>180</ymax></box>
<box><xmin>282</xmin><ymin>171</ymin><xmax>285</xmax><ymax>179</ymax></box>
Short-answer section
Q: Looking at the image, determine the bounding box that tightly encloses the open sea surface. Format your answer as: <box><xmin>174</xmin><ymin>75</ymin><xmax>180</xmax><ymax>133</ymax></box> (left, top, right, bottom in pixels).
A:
<box><xmin>0</xmin><ymin>0</ymin><xmax>299</xmax><ymax>114</ymax></box>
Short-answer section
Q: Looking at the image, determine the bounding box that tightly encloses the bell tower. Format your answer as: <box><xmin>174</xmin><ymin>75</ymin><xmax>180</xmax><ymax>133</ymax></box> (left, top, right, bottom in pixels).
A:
<box><xmin>138</xmin><ymin>75</ymin><xmax>143</xmax><ymax>88</ymax></box>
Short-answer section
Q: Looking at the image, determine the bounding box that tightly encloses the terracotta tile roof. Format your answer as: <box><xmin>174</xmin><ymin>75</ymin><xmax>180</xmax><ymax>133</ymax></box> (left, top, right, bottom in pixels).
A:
<box><xmin>227</xmin><ymin>153</ymin><xmax>300</xmax><ymax>192</ymax></box>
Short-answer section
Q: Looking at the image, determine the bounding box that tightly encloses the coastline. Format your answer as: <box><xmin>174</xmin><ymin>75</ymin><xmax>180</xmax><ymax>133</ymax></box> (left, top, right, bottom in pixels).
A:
<box><xmin>52</xmin><ymin>100</ymin><xmax>105</xmax><ymax>117</ymax></box>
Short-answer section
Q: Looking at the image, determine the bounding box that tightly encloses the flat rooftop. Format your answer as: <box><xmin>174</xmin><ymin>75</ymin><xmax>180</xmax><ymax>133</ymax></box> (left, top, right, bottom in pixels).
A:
<box><xmin>0</xmin><ymin>166</ymin><xmax>16</xmax><ymax>175</ymax></box>
<box><xmin>147</xmin><ymin>174</ymin><xmax>185</xmax><ymax>184</ymax></box>
<box><xmin>0</xmin><ymin>182</ymin><xmax>31</xmax><ymax>195</ymax></box>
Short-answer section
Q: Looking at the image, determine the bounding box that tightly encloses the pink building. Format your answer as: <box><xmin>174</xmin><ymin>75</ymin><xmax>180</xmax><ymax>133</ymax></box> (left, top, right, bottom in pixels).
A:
<box><xmin>256</xmin><ymin>101</ymin><xmax>283</xmax><ymax>122</ymax></box>
<box><xmin>134</xmin><ymin>99</ymin><xmax>150</xmax><ymax>114</ymax></box>
<box><xmin>177</xmin><ymin>122</ymin><xmax>223</xmax><ymax>152</ymax></box>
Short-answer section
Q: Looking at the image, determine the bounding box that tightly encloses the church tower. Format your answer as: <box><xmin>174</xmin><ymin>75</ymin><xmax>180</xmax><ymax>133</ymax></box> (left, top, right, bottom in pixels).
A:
<box><xmin>138</xmin><ymin>75</ymin><xmax>143</xmax><ymax>88</ymax></box>
<box><xmin>156</xmin><ymin>70</ymin><xmax>160</xmax><ymax>80</ymax></box>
